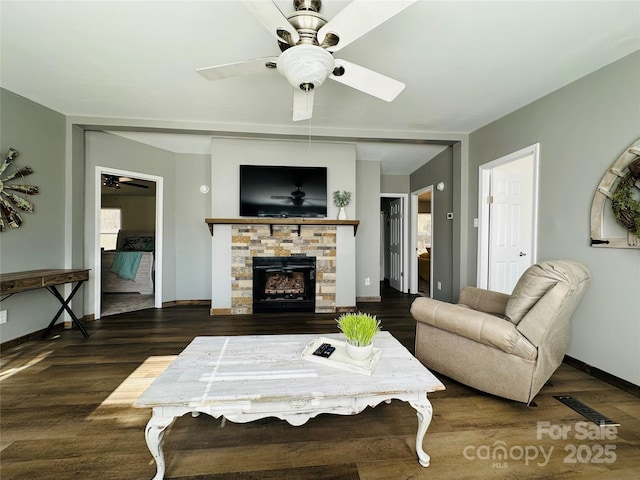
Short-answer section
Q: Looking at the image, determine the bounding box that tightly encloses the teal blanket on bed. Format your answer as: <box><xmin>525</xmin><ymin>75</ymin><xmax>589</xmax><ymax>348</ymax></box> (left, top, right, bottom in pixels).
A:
<box><xmin>110</xmin><ymin>251</ymin><xmax>143</xmax><ymax>280</ymax></box>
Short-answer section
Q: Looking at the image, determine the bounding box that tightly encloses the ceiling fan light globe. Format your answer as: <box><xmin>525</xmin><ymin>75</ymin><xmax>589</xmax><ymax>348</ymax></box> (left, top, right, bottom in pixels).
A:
<box><xmin>277</xmin><ymin>44</ymin><xmax>334</xmax><ymax>90</ymax></box>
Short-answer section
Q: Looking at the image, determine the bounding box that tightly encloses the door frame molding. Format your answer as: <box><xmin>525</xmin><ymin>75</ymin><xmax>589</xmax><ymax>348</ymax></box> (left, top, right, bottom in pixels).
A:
<box><xmin>94</xmin><ymin>166</ymin><xmax>164</xmax><ymax>318</ymax></box>
<box><xmin>477</xmin><ymin>143</ymin><xmax>539</xmax><ymax>288</ymax></box>
<box><xmin>380</xmin><ymin>193</ymin><xmax>409</xmax><ymax>293</ymax></box>
<box><xmin>410</xmin><ymin>185</ymin><xmax>433</xmax><ymax>296</ymax></box>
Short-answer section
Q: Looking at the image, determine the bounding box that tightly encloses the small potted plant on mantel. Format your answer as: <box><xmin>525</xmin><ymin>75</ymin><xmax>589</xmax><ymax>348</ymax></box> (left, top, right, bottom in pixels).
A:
<box><xmin>333</xmin><ymin>190</ymin><xmax>351</xmax><ymax>220</ymax></box>
<box><xmin>336</xmin><ymin>312</ymin><xmax>381</xmax><ymax>360</ymax></box>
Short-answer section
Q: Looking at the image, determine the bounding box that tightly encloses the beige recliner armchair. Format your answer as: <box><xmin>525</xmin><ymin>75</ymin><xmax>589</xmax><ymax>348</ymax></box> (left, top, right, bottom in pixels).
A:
<box><xmin>410</xmin><ymin>260</ymin><xmax>590</xmax><ymax>405</ymax></box>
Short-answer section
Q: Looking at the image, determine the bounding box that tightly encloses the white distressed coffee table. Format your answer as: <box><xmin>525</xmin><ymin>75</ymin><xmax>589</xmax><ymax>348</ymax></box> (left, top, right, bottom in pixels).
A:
<box><xmin>134</xmin><ymin>331</ymin><xmax>445</xmax><ymax>480</ymax></box>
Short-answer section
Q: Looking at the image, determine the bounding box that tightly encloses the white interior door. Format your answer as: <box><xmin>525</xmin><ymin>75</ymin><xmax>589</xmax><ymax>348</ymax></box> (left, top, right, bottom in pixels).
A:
<box><xmin>487</xmin><ymin>155</ymin><xmax>535</xmax><ymax>293</ymax></box>
<box><xmin>389</xmin><ymin>198</ymin><xmax>403</xmax><ymax>291</ymax></box>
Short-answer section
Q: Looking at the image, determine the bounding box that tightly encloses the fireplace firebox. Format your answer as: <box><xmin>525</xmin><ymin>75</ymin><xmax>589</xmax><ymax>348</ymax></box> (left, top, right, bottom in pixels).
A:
<box><xmin>252</xmin><ymin>256</ymin><xmax>316</xmax><ymax>313</ymax></box>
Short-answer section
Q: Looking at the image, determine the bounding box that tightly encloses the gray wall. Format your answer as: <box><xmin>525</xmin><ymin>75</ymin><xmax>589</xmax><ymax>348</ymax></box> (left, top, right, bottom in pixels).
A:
<box><xmin>85</xmin><ymin>132</ymin><xmax>178</xmax><ymax>310</ymax></box>
<box><xmin>210</xmin><ymin>138</ymin><xmax>357</xmax><ymax>219</ymax></box>
<box><xmin>173</xmin><ymin>153</ymin><xmax>212</xmax><ymax>301</ymax></box>
<box><xmin>0</xmin><ymin>89</ymin><xmax>68</xmax><ymax>342</ymax></box>
<box><xmin>410</xmin><ymin>147</ymin><xmax>455</xmax><ymax>301</ymax></box>
<box><xmin>468</xmin><ymin>51</ymin><xmax>640</xmax><ymax>384</ymax></box>
<box><xmin>355</xmin><ymin>160</ymin><xmax>381</xmax><ymax>298</ymax></box>
<box><xmin>381</xmin><ymin>174</ymin><xmax>410</xmax><ymax>194</ymax></box>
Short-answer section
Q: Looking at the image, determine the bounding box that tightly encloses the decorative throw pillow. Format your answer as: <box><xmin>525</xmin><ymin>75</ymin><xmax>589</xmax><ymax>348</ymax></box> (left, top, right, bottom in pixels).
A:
<box><xmin>505</xmin><ymin>265</ymin><xmax>557</xmax><ymax>325</ymax></box>
<box><xmin>122</xmin><ymin>235</ymin><xmax>154</xmax><ymax>251</ymax></box>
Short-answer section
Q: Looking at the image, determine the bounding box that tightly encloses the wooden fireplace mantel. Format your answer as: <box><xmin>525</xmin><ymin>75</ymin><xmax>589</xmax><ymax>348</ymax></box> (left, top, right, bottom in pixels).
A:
<box><xmin>205</xmin><ymin>218</ymin><xmax>359</xmax><ymax>236</ymax></box>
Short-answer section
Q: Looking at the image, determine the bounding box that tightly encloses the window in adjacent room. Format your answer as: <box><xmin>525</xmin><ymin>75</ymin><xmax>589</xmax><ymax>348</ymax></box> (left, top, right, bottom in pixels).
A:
<box><xmin>417</xmin><ymin>213</ymin><xmax>432</xmax><ymax>252</ymax></box>
<box><xmin>100</xmin><ymin>208</ymin><xmax>121</xmax><ymax>250</ymax></box>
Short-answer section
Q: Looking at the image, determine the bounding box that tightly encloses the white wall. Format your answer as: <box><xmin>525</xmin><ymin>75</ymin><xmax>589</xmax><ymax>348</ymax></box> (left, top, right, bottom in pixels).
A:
<box><xmin>468</xmin><ymin>51</ymin><xmax>640</xmax><ymax>384</ymax></box>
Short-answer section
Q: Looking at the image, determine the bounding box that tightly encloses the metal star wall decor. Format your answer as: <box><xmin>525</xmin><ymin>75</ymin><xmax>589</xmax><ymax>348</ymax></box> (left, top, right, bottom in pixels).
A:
<box><xmin>0</xmin><ymin>148</ymin><xmax>39</xmax><ymax>231</ymax></box>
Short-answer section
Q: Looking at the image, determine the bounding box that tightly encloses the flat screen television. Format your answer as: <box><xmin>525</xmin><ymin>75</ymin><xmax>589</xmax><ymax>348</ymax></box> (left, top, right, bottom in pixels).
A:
<box><xmin>239</xmin><ymin>165</ymin><xmax>327</xmax><ymax>218</ymax></box>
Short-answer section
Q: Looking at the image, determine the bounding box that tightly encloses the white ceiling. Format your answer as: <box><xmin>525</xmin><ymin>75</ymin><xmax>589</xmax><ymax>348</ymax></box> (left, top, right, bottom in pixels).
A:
<box><xmin>2</xmin><ymin>1</ymin><xmax>638</xmax><ymax>174</ymax></box>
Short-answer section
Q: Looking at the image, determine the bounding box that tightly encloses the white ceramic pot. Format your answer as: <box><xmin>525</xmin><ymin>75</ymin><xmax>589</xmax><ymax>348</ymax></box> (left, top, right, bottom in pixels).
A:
<box><xmin>346</xmin><ymin>342</ymin><xmax>372</xmax><ymax>361</ymax></box>
<box><xmin>338</xmin><ymin>207</ymin><xmax>347</xmax><ymax>220</ymax></box>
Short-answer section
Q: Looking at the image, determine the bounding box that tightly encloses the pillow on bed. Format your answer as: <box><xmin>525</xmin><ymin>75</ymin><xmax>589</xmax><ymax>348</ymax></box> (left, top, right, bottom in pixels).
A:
<box><xmin>122</xmin><ymin>235</ymin><xmax>154</xmax><ymax>252</ymax></box>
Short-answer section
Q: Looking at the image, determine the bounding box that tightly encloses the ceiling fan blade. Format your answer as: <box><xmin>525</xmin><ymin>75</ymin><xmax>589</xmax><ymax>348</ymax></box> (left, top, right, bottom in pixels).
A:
<box><xmin>123</xmin><ymin>182</ymin><xmax>149</xmax><ymax>189</ymax></box>
<box><xmin>243</xmin><ymin>0</ymin><xmax>300</xmax><ymax>46</ymax></box>
<box><xmin>292</xmin><ymin>88</ymin><xmax>314</xmax><ymax>122</ymax></box>
<box><xmin>330</xmin><ymin>59</ymin><xmax>405</xmax><ymax>102</ymax></box>
<box><xmin>196</xmin><ymin>57</ymin><xmax>278</xmax><ymax>81</ymax></box>
<box><xmin>318</xmin><ymin>0</ymin><xmax>417</xmax><ymax>52</ymax></box>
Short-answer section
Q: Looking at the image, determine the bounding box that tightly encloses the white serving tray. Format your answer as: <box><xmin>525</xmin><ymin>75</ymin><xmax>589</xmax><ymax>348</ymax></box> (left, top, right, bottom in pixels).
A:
<box><xmin>301</xmin><ymin>336</ymin><xmax>381</xmax><ymax>376</ymax></box>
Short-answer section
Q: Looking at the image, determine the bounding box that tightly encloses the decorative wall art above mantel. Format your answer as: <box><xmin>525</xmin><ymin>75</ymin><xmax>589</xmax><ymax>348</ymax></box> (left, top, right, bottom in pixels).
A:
<box><xmin>590</xmin><ymin>138</ymin><xmax>640</xmax><ymax>249</ymax></box>
<box><xmin>0</xmin><ymin>148</ymin><xmax>39</xmax><ymax>232</ymax></box>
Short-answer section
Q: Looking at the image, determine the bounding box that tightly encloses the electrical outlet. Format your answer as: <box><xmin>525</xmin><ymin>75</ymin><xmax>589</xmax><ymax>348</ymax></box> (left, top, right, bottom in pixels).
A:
<box><xmin>473</xmin><ymin>218</ymin><xmax>479</xmax><ymax>227</ymax></box>
<box><xmin>437</xmin><ymin>282</ymin><xmax>442</xmax><ymax>290</ymax></box>
<box><xmin>364</xmin><ymin>276</ymin><xmax>370</xmax><ymax>286</ymax></box>
<box><xmin>0</xmin><ymin>310</ymin><xmax>7</xmax><ymax>324</ymax></box>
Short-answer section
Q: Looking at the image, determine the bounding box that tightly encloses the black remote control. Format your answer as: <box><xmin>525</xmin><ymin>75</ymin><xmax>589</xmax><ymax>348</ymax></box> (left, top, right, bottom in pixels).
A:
<box><xmin>313</xmin><ymin>343</ymin><xmax>335</xmax><ymax>358</ymax></box>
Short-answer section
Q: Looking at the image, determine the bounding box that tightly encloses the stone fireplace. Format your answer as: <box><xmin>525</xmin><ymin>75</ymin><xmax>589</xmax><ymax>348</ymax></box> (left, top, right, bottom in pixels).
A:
<box><xmin>207</xmin><ymin>218</ymin><xmax>358</xmax><ymax>315</ymax></box>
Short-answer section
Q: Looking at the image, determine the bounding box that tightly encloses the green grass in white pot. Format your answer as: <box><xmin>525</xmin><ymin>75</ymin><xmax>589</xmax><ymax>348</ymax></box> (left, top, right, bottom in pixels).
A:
<box><xmin>336</xmin><ymin>312</ymin><xmax>381</xmax><ymax>347</ymax></box>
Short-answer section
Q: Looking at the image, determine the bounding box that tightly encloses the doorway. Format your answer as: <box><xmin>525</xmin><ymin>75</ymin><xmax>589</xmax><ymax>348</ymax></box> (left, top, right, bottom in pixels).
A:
<box><xmin>410</xmin><ymin>186</ymin><xmax>433</xmax><ymax>297</ymax></box>
<box><xmin>380</xmin><ymin>193</ymin><xmax>409</xmax><ymax>293</ymax></box>
<box><xmin>477</xmin><ymin>144</ymin><xmax>539</xmax><ymax>293</ymax></box>
<box><xmin>95</xmin><ymin>166</ymin><xmax>163</xmax><ymax>318</ymax></box>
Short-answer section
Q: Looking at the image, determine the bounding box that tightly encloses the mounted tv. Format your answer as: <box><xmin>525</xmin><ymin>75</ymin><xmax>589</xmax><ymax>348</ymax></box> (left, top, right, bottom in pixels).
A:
<box><xmin>239</xmin><ymin>165</ymin><xmax>327</xmax><ymax>218</ymax></box>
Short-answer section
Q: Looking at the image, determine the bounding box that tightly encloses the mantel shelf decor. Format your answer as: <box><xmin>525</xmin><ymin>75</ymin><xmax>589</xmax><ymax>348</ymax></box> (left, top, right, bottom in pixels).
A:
<box><xmin>590</xmin><ymin>138</ymin><xmax>640</xmax><ymax>249</ymax></box>
<box><xmin>205</xmin><ymin>218</ymin><xmax>360</xmax><ymax>236</ymax></box>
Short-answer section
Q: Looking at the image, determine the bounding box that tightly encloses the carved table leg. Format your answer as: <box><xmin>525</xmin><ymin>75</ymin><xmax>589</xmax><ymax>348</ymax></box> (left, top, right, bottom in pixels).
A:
<box><xmin>410</xmin><ymin>397</ymin><xmax>434</xmax><ymax>467</ymax></box>
<box><xmin>144</xmin><ymin>410</ymin><xmax>177</xmax><ymax>480</ymax></box>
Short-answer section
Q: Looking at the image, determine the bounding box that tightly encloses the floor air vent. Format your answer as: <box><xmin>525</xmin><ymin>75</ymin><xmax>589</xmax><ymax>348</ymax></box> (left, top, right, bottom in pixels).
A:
<box><xmin>554</xmin><ymin>396</ymin><xmax>620</xmax><ymax>426</ymax></box>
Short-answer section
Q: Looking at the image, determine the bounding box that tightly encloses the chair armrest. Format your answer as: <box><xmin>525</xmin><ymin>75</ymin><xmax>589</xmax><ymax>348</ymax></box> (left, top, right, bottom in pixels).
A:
<box><xmin>411</xmin><ymin>297</ymin><xmax>537</xmax><ymax>360</ymax></box>
<box><xmin>458</xmin><ymin>287</ymin><xmax>510</xmax><ymax>316</ymax></box>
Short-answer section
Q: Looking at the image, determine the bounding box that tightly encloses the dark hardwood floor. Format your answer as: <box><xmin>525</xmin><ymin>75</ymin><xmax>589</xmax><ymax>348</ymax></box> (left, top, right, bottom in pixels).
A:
<box><xmin>1</xmin><ymin>285</ymin><xmax>639</xmax><ymax>479</ymax></box>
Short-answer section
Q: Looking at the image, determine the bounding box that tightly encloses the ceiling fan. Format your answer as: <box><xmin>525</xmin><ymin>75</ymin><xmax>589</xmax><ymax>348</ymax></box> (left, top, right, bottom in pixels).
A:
<box><xmin>196</xmin><ymin>0</ymin><xmax>417</xmax><ymax>121</ymax></box>
<box><xmin>102</xmin><ymin>174</ymin><xmax>149</xmax><ymax>190</ymax></box>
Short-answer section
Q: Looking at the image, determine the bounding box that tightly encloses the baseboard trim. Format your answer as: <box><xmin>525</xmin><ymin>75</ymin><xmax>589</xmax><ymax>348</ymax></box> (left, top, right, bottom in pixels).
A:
<box><xmin>162</xmin><ymin>300</ymin><xmax>211</xmax><ymax>308</ymax></box>
<box><xmin>356</xmin><ymin>296</ymin><xmax>382</xmax><ymax>302</ymax></box>
<box><xmin>1</xmin><ymin>322</ymin><xmax>67</xmax><ymax>349</ymax></box>
<box><xmin>563</xmin><ymin>355</ymin><xmax>639</xmax><ymax>398</ymax></box>
<box><xmin>335</xmin><ymin>306</ymin><xmax>357</xmax><ymax>313</ymax></box>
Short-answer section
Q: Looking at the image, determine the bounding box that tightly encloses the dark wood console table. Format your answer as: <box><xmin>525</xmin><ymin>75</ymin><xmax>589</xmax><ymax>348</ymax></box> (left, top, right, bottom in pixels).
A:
<box><xmin>0</xmin><ymin>269</ymin><xmax>90</xmax><ymax>338</ymax></box>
